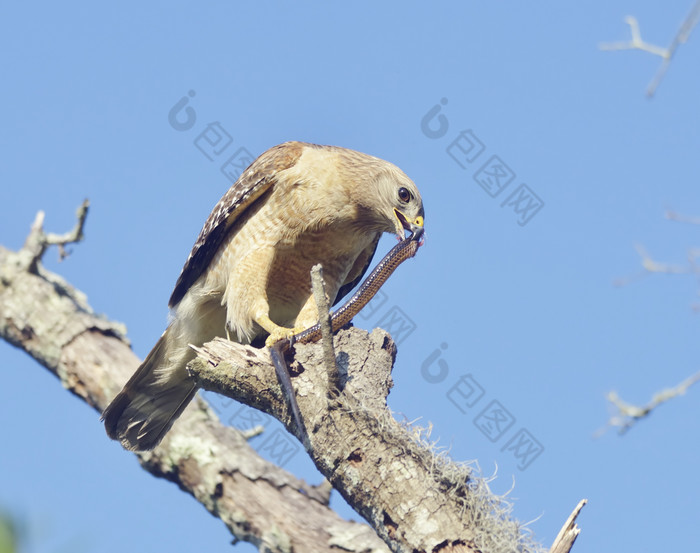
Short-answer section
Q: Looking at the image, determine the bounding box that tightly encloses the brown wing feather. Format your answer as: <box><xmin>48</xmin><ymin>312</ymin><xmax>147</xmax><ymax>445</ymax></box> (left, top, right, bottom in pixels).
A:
<box><xmin>168</xmin><ymin>141</ymin><xmax>305</xmax><ymax>307</ymax></box>
<box><xmin>333</xmin><ymin>237</ymin><xmax>379</xmax><ymax>306</ymax></box>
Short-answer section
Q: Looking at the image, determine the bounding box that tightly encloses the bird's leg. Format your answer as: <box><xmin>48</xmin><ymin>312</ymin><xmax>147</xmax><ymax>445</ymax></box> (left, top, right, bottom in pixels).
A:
<box><xmin>254</xmin><ymin>311</ymin><xmax>308</xmax><ymax>440</ymax></box>
<box><xmin>255</xmin><ymin>314</ymin><xmax>304</xmax><ymax>347</ymax></box>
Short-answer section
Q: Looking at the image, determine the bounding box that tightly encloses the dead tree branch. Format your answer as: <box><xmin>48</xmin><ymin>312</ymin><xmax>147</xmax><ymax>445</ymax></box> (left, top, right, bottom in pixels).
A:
<box><xmin>547</xmin><ymin>500</ymin><xmax>586</xmax><ymax>553</ymax></box>
<box><xmin>606</xmin><ymin>210</ymin><xmax>700</xmax><ymax>436</ymax></box>
<box><xmin>0</xmin><ymin>203</ymin><xmax>585</xmax><ymax>553</ymax></box>
<box><xmin>0</xmin><ymin>205</ymin><xmax>386</xmax><ymax>553</ymax></box>
<box><xmin>599</xmin><ymin>2</ymin><xmax>700</xmax><ymax>97</ymax></box>
<box><xmin>596</xmin><ymin>371</ymin><xmax>700</xmax><ymax>436</ymax></box>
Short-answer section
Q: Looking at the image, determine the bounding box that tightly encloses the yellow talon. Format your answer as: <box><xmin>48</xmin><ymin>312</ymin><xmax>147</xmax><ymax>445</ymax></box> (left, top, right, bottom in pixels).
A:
<box><xmin>256</xmin><ymin>314</ymin><xmax>307</xmax><ymax>346</ymax></box>
<box><xmin>265</xmin><ymin>327</ymin><xmax>295</xmax><ymax>347</ymax></box>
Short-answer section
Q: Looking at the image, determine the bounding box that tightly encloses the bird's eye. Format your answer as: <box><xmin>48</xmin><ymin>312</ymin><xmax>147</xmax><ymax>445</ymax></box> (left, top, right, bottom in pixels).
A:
<box><xmin>398</xmin><ymin>187</ymin><xmax>411</xmax><ymax>203</ymax></box>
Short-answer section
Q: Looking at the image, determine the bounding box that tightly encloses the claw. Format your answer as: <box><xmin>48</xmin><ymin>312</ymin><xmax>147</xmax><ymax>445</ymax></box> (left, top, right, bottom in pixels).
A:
<box><xmin>264</xmin><ymin>325</ymin><xmax>305</xmax><ymax>347</ymax></box>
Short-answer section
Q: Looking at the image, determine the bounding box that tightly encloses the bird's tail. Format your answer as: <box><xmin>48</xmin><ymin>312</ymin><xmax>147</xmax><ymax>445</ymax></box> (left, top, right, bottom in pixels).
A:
<box><xmin>102</xmin><ymin>324</ymin><xmax>198</xmax><ymax>451</ymax></box>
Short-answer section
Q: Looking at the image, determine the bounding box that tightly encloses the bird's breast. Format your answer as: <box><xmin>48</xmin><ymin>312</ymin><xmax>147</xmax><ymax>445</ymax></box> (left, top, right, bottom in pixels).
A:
<box><xmin>201</xmin><ymin>184</ymin><xmax>378</xmax><ymax>341</ymax></box>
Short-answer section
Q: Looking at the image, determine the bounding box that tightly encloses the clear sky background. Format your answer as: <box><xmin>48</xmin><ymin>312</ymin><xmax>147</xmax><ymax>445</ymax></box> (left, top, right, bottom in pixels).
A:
<box><xmin>2</xmin><ymin>2</ymin><xmax>699</xmax><ymax>552</ymax></box>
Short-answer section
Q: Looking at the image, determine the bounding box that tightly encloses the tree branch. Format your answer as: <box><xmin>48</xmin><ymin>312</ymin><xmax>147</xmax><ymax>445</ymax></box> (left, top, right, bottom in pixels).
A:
<box><xmin>607</xmin><ymin>211</ymin><xmax>700</xmax><ymax>435</ymax></box>
<box><xmin>599</xmin><ymin>3</ymin><xmax>700</xmax><ymax>97</ymax></box>
<box><xmin>0</xmin><ymin>203</ymin><xmax>585</xmax><ymax>552</ymax></box>
<box><xmin>547</xmin><ymin>500</ymin><xmax>586</xmax><ymax>553</ymax></box>
<box><xmin>596</xmin><ymin>370</ymin><xmax>700</xmax><ymax>436</ymax></box>
<box><xmin>188</xmin><ymin>334</ymin><xmax>545</xmax><ymax>553</ymax></box>
<box><xmin>310</xmin><ymin>263</ymin><xmax>339</xmax><ymax>387</ymax></box>
<box><xmin>0</xmin><ymin>206</ymin><xmax>387</xmax><ymax>553</ymax></box>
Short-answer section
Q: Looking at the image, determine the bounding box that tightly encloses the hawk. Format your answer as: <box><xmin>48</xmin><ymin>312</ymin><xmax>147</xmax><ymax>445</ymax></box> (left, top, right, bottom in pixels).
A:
<box><xmin>103</xmin><ymin>141</ymin><xmax>425</xmax><ymax>451</ymax></box>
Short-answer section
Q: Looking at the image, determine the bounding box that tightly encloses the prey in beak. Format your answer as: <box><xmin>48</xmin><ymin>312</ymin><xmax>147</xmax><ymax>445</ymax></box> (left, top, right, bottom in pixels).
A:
<box><xmin>394</xmin><ymin>208</ymin><xmax>424</xmax><ymax>241</ymax></box>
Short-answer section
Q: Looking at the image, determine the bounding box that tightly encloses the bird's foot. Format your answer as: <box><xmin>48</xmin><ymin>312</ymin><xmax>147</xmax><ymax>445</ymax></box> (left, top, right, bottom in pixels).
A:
<box><xmin>264</xmin><ymin>325</ymin><xmax>305</xmax><ymax>347</ymax></box>
<box><xmin>256</xmin><ymin>314</ymin><xmax>306</xmax><ymax>347</ymax></box>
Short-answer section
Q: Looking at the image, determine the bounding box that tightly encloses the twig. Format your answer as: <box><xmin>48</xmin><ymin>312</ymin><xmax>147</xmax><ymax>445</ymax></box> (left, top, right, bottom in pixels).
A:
<box><xmin>599</xmin><ymin>16</ymin><xmax>670</xmax><ymax>58</ymax></box>
<box><xmin>633</xmin><ymin>244</ymin><xmax>688</xmax><ymax>275</ymax></box>
<box><xmin>665</xmin><ymin>209</ymin><xmax>700</xmax><ymax>225</ymax></box>
<box><xmin>599</xmin><ymin>3</ymin><xmax>700</xmax><ymax>97</ymax></box>
<box><xmin>0</xmin><ymin>216</ymin><xmax>386</xmax><ymax>551</ymax></box>
<box><xmin>309</xmin><ymin>264</ymin><xmax>339</xmax><ymax>389</ymax></box>
<box><xmin>18</xmin><ymin>199</ymin><xmax>90</xmax><ymax>271</ymax></box>
<box><xmin>45</xmin><ymin>199</ymin><xmax>90</xmax><ymax>259</ymax></box>
<box><xmin>614</xmin><ymin>208</ymin><xmax>700</xmax><ymax>288</ymax></box>
<box><xmin>1</xmin><ymin>204</ymin><xmax>559</xmax><ymax>553</ymax></box>
<box><xmin>548</xmin><ymin>499</ymin><xmax>587</xmax><ymax>553</ymax></box>
<box><xmin>596</xmin><ymin>370</ymin><xmax>700</xmax><ymax>436</ymax></box>
<box><xmin>240</xmin><ymin>425</ymin><xmax>265</xmax><ymax>440</ymax></box>
<box><xmin>613</xmin><ymin>242</ymin><xmax>695</xmax><ymax>287</ymax></box>
<box><xmin>648</xmin><ymin>1</ymin><xmax>700</xmax><ymax>97</ymax></box>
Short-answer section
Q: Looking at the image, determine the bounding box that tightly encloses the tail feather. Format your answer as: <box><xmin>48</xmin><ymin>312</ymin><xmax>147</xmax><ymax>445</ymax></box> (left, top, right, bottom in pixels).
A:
<box><xmin>102</xmin><ymin>325</ymin><xmax>197</xmax><ymax>451</ymax></box>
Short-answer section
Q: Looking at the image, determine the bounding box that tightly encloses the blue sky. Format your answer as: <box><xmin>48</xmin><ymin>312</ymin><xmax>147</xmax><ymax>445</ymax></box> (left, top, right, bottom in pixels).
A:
<box><xmin>2</xmin><ymin>2</ymin><xmax>700</xmax><ymax>552</ymax></box>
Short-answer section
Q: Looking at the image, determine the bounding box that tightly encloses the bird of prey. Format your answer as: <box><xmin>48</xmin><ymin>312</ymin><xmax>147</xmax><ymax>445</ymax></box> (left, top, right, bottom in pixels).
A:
<box><xmin>102</xmin><ymin>141</ymin><xmax>425</xmax><ymax>451</ymax></box>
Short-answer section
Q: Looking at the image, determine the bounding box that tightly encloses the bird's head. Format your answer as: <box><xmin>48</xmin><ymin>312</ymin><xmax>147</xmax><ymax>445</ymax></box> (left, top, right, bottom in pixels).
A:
<box><xmin>318</xmin><ymin>144</ymin><xmax>425</xmax><ymax>240</ymax></box>
<box><xmin>373</xmin><ymin>168</ymin><xmax>424</xmax><ymax>241</ymax></box>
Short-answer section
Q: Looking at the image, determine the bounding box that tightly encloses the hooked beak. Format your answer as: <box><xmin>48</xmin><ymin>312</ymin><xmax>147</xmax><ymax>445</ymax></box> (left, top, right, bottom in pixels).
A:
<box><xmin>394</xmin><ymin>208</ymin><xmax>424</xmax><ymax>241</ymax></box>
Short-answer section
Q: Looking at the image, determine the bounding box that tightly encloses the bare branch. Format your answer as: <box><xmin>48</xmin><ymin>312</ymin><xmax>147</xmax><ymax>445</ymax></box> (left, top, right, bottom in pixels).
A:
<box><xmin>548</xmin><ymin>500</ymin><xmax>587</xmax><ymax>553</ymax></box>
<box><xmin>0</xmin><ymin>205</ymin><xmax>388</xmax><ymax>553</ymax></box>
<box><xmin>613</xmin><ymin>238</ymin><xmax>700</xmax><ymax>287</ymax></box>
<box><xmin>1</xmin><ymin>204</ymin><xmax>582</xmax><ymax>552</ymax></box>
<box><xmin>633</xmin><ymin>243</ymin><xmax>688</xmax><ymax>275</ymax></box>
<box><xmin>189</xmin><ymin>334</ymin><xmax>549</xmax><ymax>552</ymax></box>
<box><xmin>599</xmin><ymin>16</ymin><xmax>670</xmax><ymax>58</ymax></box>
<box><xmin>239</xmin><ymin>424</ymin><xmax>265</xmax><ymax>440</ymax></box>
<box><xmin>666</xmin><ymin>209</ymin><xmax>700</xmax><ymax>225</ymax></box>
<box><xmin>596</xmin><ymin>370</ymin><xmax>700</xmax><ymax>436</ymax></box>
<box><xmin>309</xmin><ymin>263</ymin><xmax>339</xmax><ymax>387</ymax></box>
<box><xmin>648</xmin><ymin>1</ymin><xmax>700</xmax><ymax>96</ymax></box>
<box><xmin>599</xmin><ymin>3</ymin><xmax>700</xmax><ymax>97</ymax></box>
<box><xmin>609</xmin><ymin>210</ymin><xmax>700</xmax><ymax>433</ymax></box>
<box><xmin>44</xmin><ymin>199</ymin><xmax>90</xmax><ymax>260</ymax></box>
<box><xmin>16</xmin><ymin>199</ymin><xmax>90</xmax><ymax>271</ymax></box>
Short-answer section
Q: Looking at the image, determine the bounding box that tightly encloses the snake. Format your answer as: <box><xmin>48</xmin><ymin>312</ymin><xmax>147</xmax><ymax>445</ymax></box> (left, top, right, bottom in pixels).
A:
<box><xmin>269</xmin><ymin>227</ymin><xmax>425</xmax><ymax>439</ymax></box>
<box><xmin>293</xmin><ymin>226</ymin><xmax>424</xmax><ymax>346</ymax></box>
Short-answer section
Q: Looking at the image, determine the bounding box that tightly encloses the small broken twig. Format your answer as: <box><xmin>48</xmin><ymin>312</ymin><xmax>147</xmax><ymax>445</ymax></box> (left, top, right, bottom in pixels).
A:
<box><xmin>548</xmin><ymin>499</ymin><xmax>587</xmax><ymax>553</ymax></box>
<box><xmin>18</xmin><ymin>199</ymin><xmax>90</xmax><ymax>272</ymax></box>
<box><xmin>45</xmin><ymin>199</ymin><xmax>90</xmax><ymax>260</ymax></box>
<box><xmin>239</xmin><ymin>425</ymin><xmax>265</xmax><ymax>440</ymax></box>
<box><xmin>309</xmin><ymin>264</ymin><xmax>339</xmax><ymax>389</ymax></box>
<box><xmin>613</xmin><ymin>242</ymin><xmax>698</xmax><ymax>287</ymax></box>
<box><xmin>665</xmin><ymin>209</ymin><xmax>700</xmax><ymax>225</ymax></box>
<box><xmin>599</xmin><ymin>3</ymin><xmax>700</xmax><ymax>97</ymax></box>
<box><xmin>599</xmin><ymin>16</ymin><xmax>670</xmax><ymax>59</ymax></box>
<box><xmin>596</xmin><ymin>370</ymin><xmax>700</xmax><ymax>436</ymax></box>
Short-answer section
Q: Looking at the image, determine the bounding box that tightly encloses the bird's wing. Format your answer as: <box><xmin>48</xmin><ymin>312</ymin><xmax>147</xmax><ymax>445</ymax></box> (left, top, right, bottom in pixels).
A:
<box><xmin>168</xmin><ymin>142</ymin><xmax>305</xmax><ymax>307</ymax></box>
<box><xmin>333</xmin><ymin>235</ymin><xmax>380</xmax><ymax>306</ymax></box>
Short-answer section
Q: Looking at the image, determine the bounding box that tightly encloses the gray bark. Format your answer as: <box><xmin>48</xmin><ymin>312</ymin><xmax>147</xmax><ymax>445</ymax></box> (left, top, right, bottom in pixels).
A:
<box><xmin>0</xmin><ymin>205</ymin><xmax>584</xmax><ymax>553</ymax></box>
